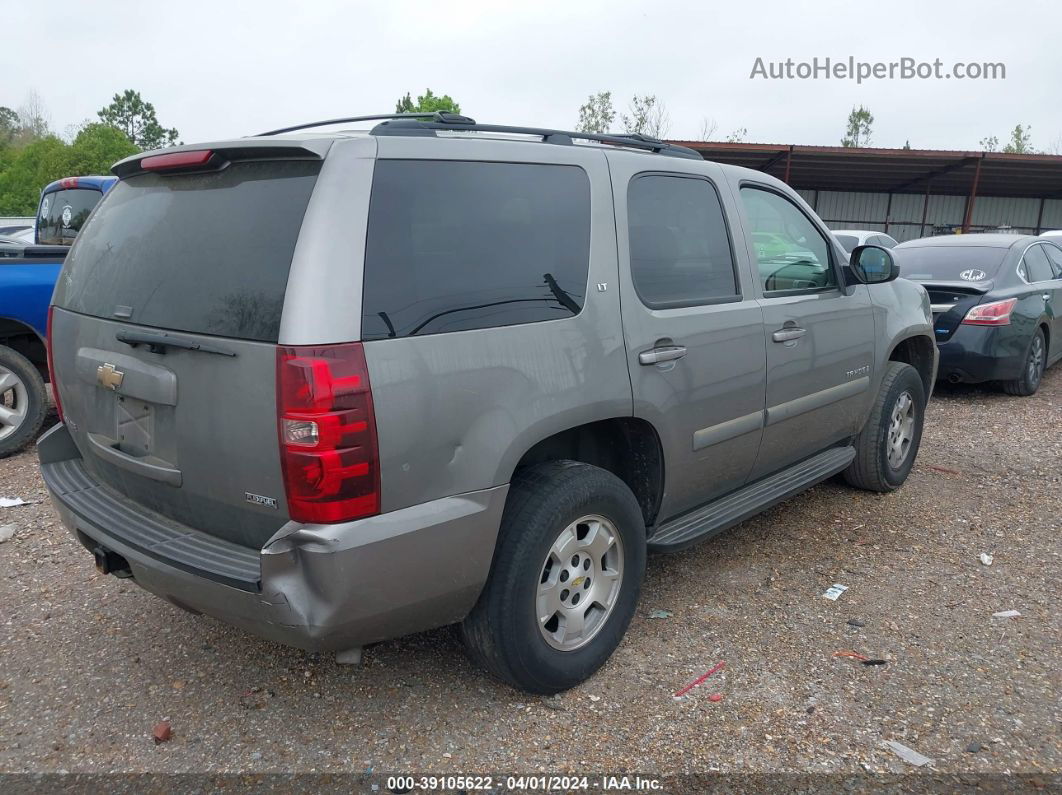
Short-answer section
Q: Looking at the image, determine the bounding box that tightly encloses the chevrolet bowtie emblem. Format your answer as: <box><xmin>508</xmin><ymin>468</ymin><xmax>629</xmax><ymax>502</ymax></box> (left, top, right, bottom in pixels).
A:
<box><xmin>96</xmin><ymin>363</ymin><xmax>124</xmax><ymax>391</ymax></box>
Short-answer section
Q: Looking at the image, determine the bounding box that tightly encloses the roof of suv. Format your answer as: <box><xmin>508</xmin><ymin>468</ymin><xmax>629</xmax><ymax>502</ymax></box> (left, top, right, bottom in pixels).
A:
<box><xmin>112</xmin><ymin>113</ymin><xmax>705</xmax><ymax>177</ymax></box>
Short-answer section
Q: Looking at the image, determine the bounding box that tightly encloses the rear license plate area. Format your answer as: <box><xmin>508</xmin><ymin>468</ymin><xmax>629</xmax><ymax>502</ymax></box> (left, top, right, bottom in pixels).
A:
<box><xmin>116</xmin><ymin>396</ymin><xmax>154</xmax><ymax>457</ymax></box>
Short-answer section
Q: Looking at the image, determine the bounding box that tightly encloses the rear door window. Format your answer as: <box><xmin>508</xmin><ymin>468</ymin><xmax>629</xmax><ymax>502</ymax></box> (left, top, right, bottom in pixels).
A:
<box><xmin>1022</xmin><ymin>243</ymin><xmax>1054</xmax><ymax>282</ymax></box>
<box><xmin>57</xmin><ymin>160</ymin><xmax>320</xmax><ymax>342</ymax></box>
<box><xmin>627</xmin><ymin>174</ymin><xmax>739</xmax><ymax>308</ymax></box>
<box><xmin>1043</xmin><ymin>243</ymin><xmax>1062</xmax><ymax>277</ymax></box>
<box><xmin>37</xmin><ymin>188</ymin><xmax>103</xmax><ymax>245</ymax></box>
<box><xmin>361</xmin><ymin>160</ymin><xmax>591</xmax><ymax>340</ymax></box>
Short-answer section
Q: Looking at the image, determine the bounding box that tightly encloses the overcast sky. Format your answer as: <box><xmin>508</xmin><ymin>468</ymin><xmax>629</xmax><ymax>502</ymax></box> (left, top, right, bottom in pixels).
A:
<box><xmin>4</xmin><ymin>0</ymin><xmax>1061</xmax><ymax>151</ymax></box>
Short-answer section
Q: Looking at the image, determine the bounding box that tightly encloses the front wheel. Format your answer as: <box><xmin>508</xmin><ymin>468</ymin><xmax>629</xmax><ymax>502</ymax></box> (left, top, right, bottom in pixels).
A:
<box><xmin>0</xmin><ymin>345</ymin><xmax>47</xmax><ymax>458</ymax></box>
<box><xmin>844</xmin><ymin>362</ymin><xmax>926</xmax><ymax>492</ymax></box>
<box><xmin>460</xmin><ymin>461</ymin><xmax>646</xmax><ymax>694</ymax></box>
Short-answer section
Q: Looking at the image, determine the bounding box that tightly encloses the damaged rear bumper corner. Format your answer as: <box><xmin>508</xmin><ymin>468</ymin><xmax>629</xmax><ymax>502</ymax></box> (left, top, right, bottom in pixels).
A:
<box><xmin>39</xmin><ymin>423</ymin><xmax>508</xmax><ymax>652</ymax></box>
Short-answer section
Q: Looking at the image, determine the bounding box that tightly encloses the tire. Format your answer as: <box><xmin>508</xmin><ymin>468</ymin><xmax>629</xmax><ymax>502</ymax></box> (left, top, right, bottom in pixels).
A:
<box><xmin>844</xmin><ymin>361</ymin><xmax>926</xmax><ymax>492</ymax></box>
<box><xmin>0</xmin><ymin>345</ymin><xmax>47</xmax><ymax>458</ymax></box>
<box><xmin>460</xmin><ymin>460</ymin><xmax>646</xmax><ymax>694</ymax></box>
<box><xmin>1001</xmin><ymin>328</ymin><xmax>1046</xmax><ymax>397</ymax></box>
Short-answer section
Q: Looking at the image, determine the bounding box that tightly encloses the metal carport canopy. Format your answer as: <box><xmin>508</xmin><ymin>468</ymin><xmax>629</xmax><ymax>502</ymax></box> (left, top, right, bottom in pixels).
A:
<box><xmin>667</xmin><ymin>142</ymin><xmax>1062</xmax><ymax>199</ymax></box>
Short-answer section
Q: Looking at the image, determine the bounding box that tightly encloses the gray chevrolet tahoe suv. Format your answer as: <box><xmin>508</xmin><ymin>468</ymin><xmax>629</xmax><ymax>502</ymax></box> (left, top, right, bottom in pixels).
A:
<box><xmin>39</xmin><ymin>113</ymin><xmax>937</xmax><ymax>693</ymax></box>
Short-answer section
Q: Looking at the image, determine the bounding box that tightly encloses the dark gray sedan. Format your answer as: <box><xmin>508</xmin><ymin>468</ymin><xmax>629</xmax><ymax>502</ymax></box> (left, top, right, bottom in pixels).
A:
<box><xmin>895</xmin><ymin>234</ymin><xmax>1062</xmax><ymax>396</ymax></box>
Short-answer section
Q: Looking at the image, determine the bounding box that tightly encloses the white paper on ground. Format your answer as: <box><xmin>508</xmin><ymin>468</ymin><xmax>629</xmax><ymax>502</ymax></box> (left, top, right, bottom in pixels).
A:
<box><xmin>0</xmin><ymin>497</ymin><xmax>27</xmax><ymax>508</ymax></box>
<box><xmin>822</xmin><ymin>584</ymin><xmax>848</xmax><ymax>601</ymax></box>
<box><xmin>884</xmin><ymin>740</ymin><xmax>932</xmax><ymax>766</ymax></box>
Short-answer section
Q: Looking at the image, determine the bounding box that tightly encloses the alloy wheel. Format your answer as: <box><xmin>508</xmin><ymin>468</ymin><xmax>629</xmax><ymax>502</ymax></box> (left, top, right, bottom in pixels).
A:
<box><xmin>536</xmin><ymin>514</ymin><xmax>624</xmax><ymax>652</ymax></box>
<box><xmin>886</xmin><ymin>390</ymin><xmax>916</xmax><ymax>470</ymax></box>
<box><xmin>1027</xmin><ymin>334</ymin><xmax>1045</xmax><ymax>387</ymax></box>
<box><xmin>0</xmin><ymin>365</ymin><xmax>29</xmax><ymax>443</ymax></box>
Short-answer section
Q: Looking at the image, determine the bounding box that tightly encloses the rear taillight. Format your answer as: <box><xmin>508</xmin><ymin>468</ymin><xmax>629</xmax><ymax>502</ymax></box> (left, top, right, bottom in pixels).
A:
<box><xmin>46</xmin><ymin>306</ymin><xmax>64</xmax><ymax>423</ymax></box>
<box><xmin>962</xmin><ymin>297</ymin><xmax>1017</xmax><ymax>326</ymax></box>
<box><xmin>276</xmin><ymin>343</ymin><xmax>379</xmax><ymax>524</ymax></box>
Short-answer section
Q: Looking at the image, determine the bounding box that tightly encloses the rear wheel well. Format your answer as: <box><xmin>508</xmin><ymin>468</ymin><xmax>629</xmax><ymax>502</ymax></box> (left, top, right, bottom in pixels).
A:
<box><xmin>888</xmin><ymin>336</ymin><xmax>935</xmax><ymax>397</ymax></box>
<box><xmin>0</xmin><ymin>318</ymin><xmax>47</xmax><ymax>380</ymax></box>
<box><xmin>513</xmin><ymin>418</ymin><xmax>664</xmax><ymax>528</ymax></box>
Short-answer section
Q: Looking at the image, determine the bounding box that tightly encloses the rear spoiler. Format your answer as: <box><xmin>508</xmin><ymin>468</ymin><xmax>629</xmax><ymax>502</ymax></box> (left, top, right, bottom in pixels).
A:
<box><xmin>907</xmin><ymin>279</ymin><xmax>993</xmax><ymax>295</ymax></box>
<box><xmin>111</xmin><ymin>138</ymin><xmax>332</xmax><ymax>179</ymax></box>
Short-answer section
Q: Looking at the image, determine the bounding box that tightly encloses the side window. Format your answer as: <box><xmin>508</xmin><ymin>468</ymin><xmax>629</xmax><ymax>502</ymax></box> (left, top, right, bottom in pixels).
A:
<box><xmin>1042</xmin><ymin>243</ymin><xmax>1062</xmax><ymax>278</ymax></box>
<box><xmin>880</xmin><ymin>235</ymin><xmax>898</xmax><ymax>249</ymax></box>
<box><xmin>361</xmin><ymin>161</ymin><xmax>591</xmax><ymax>339</ymax></box>
<box><xmin>626</xmin><ymin>174</ymin><xmax>739</xmax><ymax>308</ymax></box>
<box><xmin>739</xmin><ymin>187</ymin><xmax>837</xmax><ymax>293</ymax></box>
<box><xmin>1022</xmin><ymin>244</ymin><xmax>1054</xmax><ymax>283</ymax></box>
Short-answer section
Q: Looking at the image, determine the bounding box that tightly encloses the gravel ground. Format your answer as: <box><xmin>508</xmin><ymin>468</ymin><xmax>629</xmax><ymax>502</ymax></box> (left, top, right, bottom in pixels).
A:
<box><xmin>0</xmin><ymin>370</ymin><xmax>1059</xmax><ymax>780</ymax></box>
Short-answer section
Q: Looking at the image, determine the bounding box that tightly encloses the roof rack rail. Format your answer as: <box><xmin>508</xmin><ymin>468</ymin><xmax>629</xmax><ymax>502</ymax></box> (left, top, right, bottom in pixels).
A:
<box><xmin>370</xmin><ymin>118</ymin><xmax>702</xmax><ymax>159</ymax></box>
<box><xmin>256</xmin><ymin>111</ymin><xmax>475</xmax><ymax>137</ymax></box>
<box><xmin>256</xmin><ymin>112</ymin><xmax>701</xmax><ymax>159</ymax></box>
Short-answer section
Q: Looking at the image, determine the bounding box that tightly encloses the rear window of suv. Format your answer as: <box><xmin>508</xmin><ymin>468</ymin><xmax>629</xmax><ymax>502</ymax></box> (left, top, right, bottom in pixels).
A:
<box><xmin>361</xmin><ymin>160</ymin><xmax>591</xmax><ymax>340</ymax></box>
<box><xmin>58</xmin><ymin>160</ymin><xmax>320</xmax><ymax>342</ymax></box>
<box><xmin>37</xmin><ymin>188</ymin><xmax>104</xmax><ymax>245</ymax></box>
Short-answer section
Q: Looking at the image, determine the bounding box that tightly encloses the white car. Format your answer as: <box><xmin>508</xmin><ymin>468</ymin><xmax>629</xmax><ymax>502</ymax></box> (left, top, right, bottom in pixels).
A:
<box><xmin>1039</xmin><ymin>229</ymin><xmax>1062</xmax><ymax>239</ymax></box>
<box><xmin>833</xmin><ymin>229</ymin><xmax>898</xmax><ymax>253</ymax></box>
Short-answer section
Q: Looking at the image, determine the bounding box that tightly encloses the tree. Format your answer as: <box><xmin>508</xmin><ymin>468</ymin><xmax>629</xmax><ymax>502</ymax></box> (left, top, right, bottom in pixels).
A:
<box><xmin>902</xmin><ymin>140</ymin><xmax>912</xmax><ymax>150</ymax></box>
<box><xmin>0</xmin><ymin>125</ymin><xmax>139</xmax><ymax>215</ymax></box>
<box><xmin>841</xmin><ymin>105</ymin><xmax>873</xmax><ymax>147</ymax></box>
<box><xmin>697</xmin><ymin>117</ymin><xmax>718</xmax><ymax>141</ymax></box>
<box><xmin>64</xmin><ymin>123</ymin><xmax>139</xmax><ymax>175</ymax></box>
<box><xmin>621</xmin><ymin>95</ymin><xmax>670</xmax><ymax>138</ymax></box>
<box><xmin>17</xmin><ymin>90</ymin><xmax>51</xmax><ymax>141</ymax></box>
<box><xmin>0</xmin><ymin>106</ymin><xmax>18</xmax><ymax>145</ymax></box>
<box><xmin>97</xmin><ymin>90</ymin><xmax>179</xmax><ymax>150</ymax></box>
<box><xmin>726</xmin><ymin>127</ymin><xmax>748</xmax><ymax>143</ymax></box>
<box><xmin>394</xmin><ymin>89</ymin><xmax>461</xmax><ymax>115</ymax></box>
<box><xmin>0</xmin><ymin>136</ymin><xmax>68</xmax><ymax>215</ymax></box>
<box><xmin>1002</xmin><ymin>124</ymin><xmax>1034</xmax><ymax>154</ymax></box>
<box><xmin>576</xmin><ymin>92</ymin><xmax>615</xmax><ymax>134</ymax></box>
<box><xmin>979</xmin><ymin>135</ymin><xmax>999</xmax><ymax>152</ymax></box>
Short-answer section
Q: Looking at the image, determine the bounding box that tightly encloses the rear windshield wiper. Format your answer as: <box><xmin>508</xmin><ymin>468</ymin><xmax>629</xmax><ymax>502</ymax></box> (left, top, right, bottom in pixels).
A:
<box><xmin>116</xmin><ymin>330</ymin><xmax>236</xmax><ymax>357</ymax></box>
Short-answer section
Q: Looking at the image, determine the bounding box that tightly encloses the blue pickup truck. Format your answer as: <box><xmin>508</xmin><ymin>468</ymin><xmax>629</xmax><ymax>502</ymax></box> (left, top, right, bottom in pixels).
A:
<box><xmin>0</xmin><ymin>175</ymin><xmax>116</xmax><ymax>456</ymax></box>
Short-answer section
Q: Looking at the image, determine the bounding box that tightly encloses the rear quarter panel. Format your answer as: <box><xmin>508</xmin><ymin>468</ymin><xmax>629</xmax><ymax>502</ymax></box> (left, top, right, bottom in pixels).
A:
<box><xmin>357</xmin><ymin>138</ymin><xmax>632</xmax><ymax>513</ymax></box>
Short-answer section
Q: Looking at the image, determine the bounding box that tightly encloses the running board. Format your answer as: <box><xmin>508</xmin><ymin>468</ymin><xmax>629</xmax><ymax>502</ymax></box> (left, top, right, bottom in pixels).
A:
<box><xmin>648</xmin><ymin>446</ymin><xmax>856</xmax><ymax>552</ymax></box>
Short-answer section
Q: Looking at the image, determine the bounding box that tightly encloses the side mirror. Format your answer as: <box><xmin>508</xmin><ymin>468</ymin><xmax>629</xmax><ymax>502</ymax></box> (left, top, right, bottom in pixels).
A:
<box><xmin>849</xmin><ymin>244</ymin><xmax>899</xmax><ymax>284</ymax></box>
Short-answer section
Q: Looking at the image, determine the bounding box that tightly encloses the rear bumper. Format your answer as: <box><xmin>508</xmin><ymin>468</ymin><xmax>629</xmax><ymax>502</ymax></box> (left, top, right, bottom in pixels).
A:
<box><xmin>936</xmin><ymin>324</ymin><xmax>1025</xmax><ymax>384</ymax></box>
<box><xmin>39</xmin><ymin>423</ymin><xmax>507</xmax><ymax>652</ymax></box>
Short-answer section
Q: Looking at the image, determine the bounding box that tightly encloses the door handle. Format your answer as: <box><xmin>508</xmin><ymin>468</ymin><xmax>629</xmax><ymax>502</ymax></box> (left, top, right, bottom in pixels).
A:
<box><xmin>772</xmin><ymin>327</ymin><xmax>807</xmax><ymax>343</ymax></box>
<box><xmin>639</xmin><ymin>345</ymin><xmax>687</xmax><ymax>365</ymax></box>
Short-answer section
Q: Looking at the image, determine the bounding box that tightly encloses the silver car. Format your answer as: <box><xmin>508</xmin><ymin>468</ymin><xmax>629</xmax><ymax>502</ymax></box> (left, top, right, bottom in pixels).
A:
<box><xmin>39</xmin><ymin>113</ymin><xmax>937</xmax><ymax>693</ymax></box>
